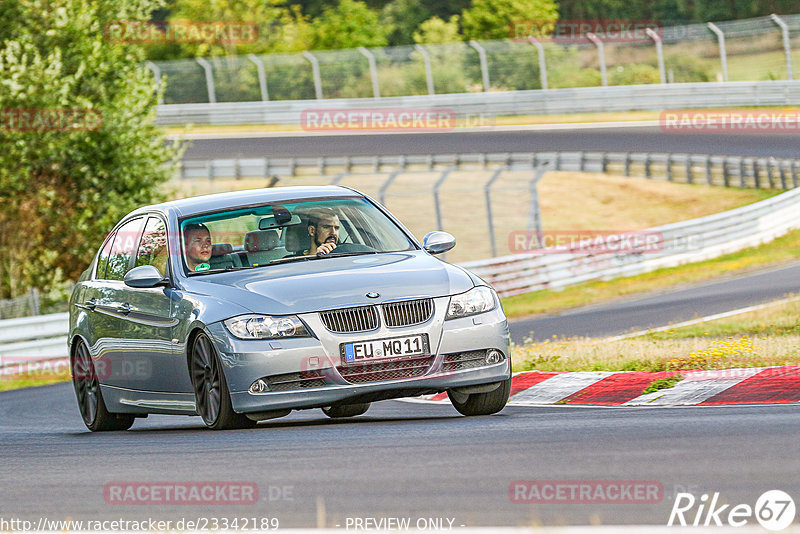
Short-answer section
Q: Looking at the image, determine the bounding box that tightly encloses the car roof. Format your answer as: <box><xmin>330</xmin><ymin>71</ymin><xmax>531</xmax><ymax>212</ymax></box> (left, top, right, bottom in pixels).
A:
<box><xmin>129</xmin><ymin>185</ymin><xmax>362</xmax><ymax>219</ymax></box>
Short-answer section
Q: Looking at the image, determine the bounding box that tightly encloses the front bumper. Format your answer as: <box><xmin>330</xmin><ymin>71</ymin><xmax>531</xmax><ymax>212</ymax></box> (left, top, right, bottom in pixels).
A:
<box><xmin>206</xmin><ymin>296</ymin><xmax>510</xmax><ymax>413</ymax></box>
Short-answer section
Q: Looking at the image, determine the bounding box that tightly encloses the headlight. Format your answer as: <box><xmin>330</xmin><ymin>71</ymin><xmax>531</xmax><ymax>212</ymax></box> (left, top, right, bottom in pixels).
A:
<box><xmin>224</xmin><ymin>314</ymin><xmax>310</xmax><ymax>339</ymax></box>
<box><xmin>446</xmin><ymin>286</ymin><xmax>496</xmax><ymax>319</ymax></box>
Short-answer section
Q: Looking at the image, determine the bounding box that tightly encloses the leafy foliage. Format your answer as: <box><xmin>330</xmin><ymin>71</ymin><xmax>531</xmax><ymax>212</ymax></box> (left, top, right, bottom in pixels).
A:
<box><xmin>462</xmin><ymin>0</ymin><xmax>559</xmax><ymax>41</ymax></box>
<box><xmin>311</xmin><ymin>0</ymin><xmax>389</xmax><ymax>50</ymax></box>
<box><xmin>0</xmin><ymin>0</ymin><xmax>183</xmax><ymax>298</ymax></box>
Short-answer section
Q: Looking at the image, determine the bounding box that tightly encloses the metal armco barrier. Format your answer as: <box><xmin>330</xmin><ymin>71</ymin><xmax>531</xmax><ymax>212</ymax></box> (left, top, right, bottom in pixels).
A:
<box><xmin>0</xmin><ymin>313</ymin><xmax>69</xmax><ymax>376</ymax></box>
<box><xmin>462</xmin><ymin>186</ymin><xmax>800</xmax><ymax>297</ymax></box>
<box><xmin>156</xmin><ymin>81</ymin><xmax>800</xmax><ymax>126</ymax></box>
<box><xmin>178</xmin><ymin>151</ymin><xmax>800</xmax><ymax>190</ymax></box>
<box><xmin>6</xmin><ymin>155</ymin><xmax>800</xmax><ymax>362</ymax></box>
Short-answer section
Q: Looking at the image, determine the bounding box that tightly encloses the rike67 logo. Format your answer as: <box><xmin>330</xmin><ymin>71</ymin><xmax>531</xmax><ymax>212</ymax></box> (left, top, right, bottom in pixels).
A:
<box><xmin>669</xmin><ymin>490</ymin><xmax>796</xmax><ymax>530</ymax></box>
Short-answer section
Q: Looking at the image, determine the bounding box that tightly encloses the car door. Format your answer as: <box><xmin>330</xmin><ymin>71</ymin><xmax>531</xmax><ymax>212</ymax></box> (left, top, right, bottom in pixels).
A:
<box><xmin>122</xmin><ymin>215</ymin><xmax>191</xmax><ymax>393</ymax></box>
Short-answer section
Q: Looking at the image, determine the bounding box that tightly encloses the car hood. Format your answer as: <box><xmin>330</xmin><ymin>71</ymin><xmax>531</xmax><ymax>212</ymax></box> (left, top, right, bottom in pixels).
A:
<box><xmin>183</xmin><ymin>251</ymin><xmax>475</xmax><ymax>316</ymax></box>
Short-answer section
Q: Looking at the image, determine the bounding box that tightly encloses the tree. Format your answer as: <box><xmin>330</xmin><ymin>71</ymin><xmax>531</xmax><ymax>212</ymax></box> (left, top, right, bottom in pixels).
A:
<box><xmin>381</xmin><ymin>0</ymin><xmax>432</xmax><ymax>45</ymax></box>
<box><xmin>0</xmin><ymin>0</ymin><xmax>183</xmax><ymax>299</ymax></box>
<box><xmin>461</xmin><ymin>0</ymin><xmax>559</xmax><ymax>41</ymax></box>
<box><xmin>413</xmin><ymin>15</ymin><xmax>462</xmax><ymax>44</ymax></box>
<box><xmin>167</xmin><ymin>0</ymin><xmax>313</xmax><ymax>57</ymax></box>
<box><xmin>311</xmin><ymin>0</ymin><xmax>388</xmax><ymax>50</ymax></box>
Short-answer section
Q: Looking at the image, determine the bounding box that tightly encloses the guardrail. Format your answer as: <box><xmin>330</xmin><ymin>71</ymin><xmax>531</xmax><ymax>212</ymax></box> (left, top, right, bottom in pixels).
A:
<box><xmin>0</xmin><ymin>313</ymin><xmax>69</xmax><ymax>377</ymax></box>
<box><xmin>6</xmin><ymin>150</ymin><xmax>800</xmax><ymax>366</ymax></box>
<box><xmin>156</xmin><ymin>81</ymin><xmax>800</xmax><ymax>126</ymax></box>
<box><xmin>178</xmin><ymin>151</ymin><xmax>800</xmax><ymax>190</ymax></box>
<box><xmin>462</xmin><ymin>185</ymin><xmax>800</xmax><ymax>297</ymax></box>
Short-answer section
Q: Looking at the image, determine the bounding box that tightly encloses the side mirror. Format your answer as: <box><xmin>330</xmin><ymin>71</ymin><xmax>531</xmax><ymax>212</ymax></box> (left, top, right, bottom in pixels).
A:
<box><xmin>423</xmin><ymin>231</ymin><xmax>456</xmax><ymax>255</ymax></box>
<box><xmin>124</xmin><ymin>265</ymin><xmax>168</xmax><ymax>288</ymax></box>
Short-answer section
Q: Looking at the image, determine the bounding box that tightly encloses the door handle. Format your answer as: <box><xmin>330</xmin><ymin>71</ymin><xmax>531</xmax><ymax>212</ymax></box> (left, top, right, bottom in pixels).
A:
<box><xmin>117</xmin><ymin>303</ymin><xmax>131</xmax><ymax>315</ymax></box>
<box><xmin>86</xmin><ymin>298</ymin><xmax>97</xmax><ymax>310</ymax></box>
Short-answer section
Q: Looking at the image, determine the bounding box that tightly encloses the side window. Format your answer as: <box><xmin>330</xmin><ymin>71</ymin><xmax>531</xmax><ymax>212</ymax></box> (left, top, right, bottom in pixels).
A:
<box><xmin>135</xmin><ymin>217</ymin><xmax>168</xmax><ymax>276</ymax></box>
<box><xmin>94</xmin><ymin>231</ymin><xmax>116</xmax><ymax>280</ymax></box>
<box><xmin>105</xmin><ymin>217</ymin><xmax>145</xmax><ymax>281</ymax></box>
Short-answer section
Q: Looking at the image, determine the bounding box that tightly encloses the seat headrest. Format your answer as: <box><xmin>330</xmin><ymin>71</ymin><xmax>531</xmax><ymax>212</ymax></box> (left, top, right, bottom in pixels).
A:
<box><xmin>211</xmin><ymin>243</ymin><xmax>233</xmax><ymax>256</ymax></box>
<box><xmin>244</xmin><ymin>230</ymin><xmax>279</xmax><ymax>252</ymax></box>
<box><xmin>284</xmin><ymin>219</ymin><xmax>310</xmax><ymax>253</ymax></box>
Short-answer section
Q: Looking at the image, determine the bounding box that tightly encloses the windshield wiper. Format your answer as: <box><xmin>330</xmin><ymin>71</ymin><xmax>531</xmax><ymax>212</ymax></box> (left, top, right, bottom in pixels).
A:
<box><xmin>315</xmin><ymin>251</ymin><xmax>379</xmax><ymax>259</ymax></box>
<box><xmin>267</xmin><ymin>251</ymin><xmax>378</xmax><ymax>265</ymax></box>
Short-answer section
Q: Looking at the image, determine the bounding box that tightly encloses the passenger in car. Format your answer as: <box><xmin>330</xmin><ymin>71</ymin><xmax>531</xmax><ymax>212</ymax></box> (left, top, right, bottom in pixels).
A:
<box><xmin>183</xmin><ymin>223</ymin><xmax>212</xmax><ymax>271</ymax></box>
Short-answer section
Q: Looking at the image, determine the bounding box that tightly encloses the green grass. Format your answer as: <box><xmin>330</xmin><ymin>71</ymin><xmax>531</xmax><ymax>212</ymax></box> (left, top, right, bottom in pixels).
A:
<box><xmin>512</xmin><ymin>296</ymin><xmax>800</xmax><ymax>373</ymax></box>
<box><xmin>0</xmin><ymin>371</ymin><xmax>70</xmax><ymax>392</ymax></box>
<box><xmin>642</xmin><ymin>374</ymin><xmax>684</xmax><ymax>395</ymax></box>
<box><xmin>501</xmin><ymin>226</ymin><xmax>800</xmax><ymax>319</ymax></box>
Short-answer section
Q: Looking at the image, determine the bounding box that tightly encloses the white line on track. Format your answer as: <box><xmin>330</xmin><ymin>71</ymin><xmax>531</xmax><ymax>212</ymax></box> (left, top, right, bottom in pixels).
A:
<box><xmin>603</xmin><ymin>294</ymin><xmax>800</xmax><ymax>342</ymax></box>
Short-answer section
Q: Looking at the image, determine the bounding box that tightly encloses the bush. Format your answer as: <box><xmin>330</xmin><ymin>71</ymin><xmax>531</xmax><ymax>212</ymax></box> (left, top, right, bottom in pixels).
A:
<box><xmin>0</xmin><ymin>0</ymin><xmax>182</xmax><ymax>299</ymax></box>
<box><xmin>610</xmin><ymin>63</ymin><xmax>661</xmax><ymax>85</ymax></box>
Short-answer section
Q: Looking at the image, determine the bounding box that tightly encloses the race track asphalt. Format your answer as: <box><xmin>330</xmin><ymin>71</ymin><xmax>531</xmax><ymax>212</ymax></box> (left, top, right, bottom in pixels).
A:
<box><xmin>508</xmin><ymin>261</ymin><xmax>800</xmax><ymax>343</ymax></box>
<box><xmin>1</xmin><ymin>382</ymin><xmax>798</xmax><ymax>527</ymax></box>
<box><xmin>181</xmin><ymin>126</ymin><xmax>800</xmax><ymax>160</ymax></box>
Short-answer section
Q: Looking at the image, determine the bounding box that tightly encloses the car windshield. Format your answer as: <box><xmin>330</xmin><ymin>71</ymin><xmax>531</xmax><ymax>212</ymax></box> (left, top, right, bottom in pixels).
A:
<box><xmin>179</xmin><ymin>196</ymin><xmax>415</xmax><ymax>274</ymax></box>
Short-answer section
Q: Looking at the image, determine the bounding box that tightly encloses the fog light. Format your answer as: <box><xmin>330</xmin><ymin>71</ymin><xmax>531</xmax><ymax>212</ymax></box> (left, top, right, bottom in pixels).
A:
<box><xmin>249</xmin><ymin>379</ymin><xmax>268</xmax><ymax>393</ymax></box>
<box><xmin>486</xmin><ymin>349</ymin><xmax>504</xmax><ymax>364</ymax></box>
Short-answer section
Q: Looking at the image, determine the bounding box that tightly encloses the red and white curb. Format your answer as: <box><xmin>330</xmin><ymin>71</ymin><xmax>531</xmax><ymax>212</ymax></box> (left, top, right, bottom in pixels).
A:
<box><xmin>419</xmin><ymin>366</ymin><xmax>800</xmax><ymax>406</ymax></box>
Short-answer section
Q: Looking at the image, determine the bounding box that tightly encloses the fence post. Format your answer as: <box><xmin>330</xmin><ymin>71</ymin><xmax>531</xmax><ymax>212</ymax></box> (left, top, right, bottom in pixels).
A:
<box><xmin>484</xmin><ymin>168</ymin><xmax>505</xmax><ymax>258</ymax></box>
<box><xmin>145</xmin><ymin>61</ymin><xmax>163</xmax><ymax>104</ymax></box>
<box><xmin>329</xmin><ymin>172</ymin><xmax>347</xmax><ymax>185</ymax></box>
<box><xmin>358</xmin><ymin>47</ymin><xmax>381</xmax><ymax>98</ymax></box>
<box><xmin>247</xmin><ymin>54</ymin><xmax>269</xmax><ymax>101</ymax></box>
<box><xmin>792</xmin><ymin>160</ymin><xmax>799</xmax><ymax>188</ymax></box>
<box><xmin>778</xmin><ymin>159</ymin><xmax>787</xmax><ymax>189</ymax></box>
<box><xmin>707</xmin><ymin>22</ymin><xmax>728</xmax><ymax>82</ymax></box>
<box><xmin>302</xmin><ymin>51</ymin><xmax>323</xmax><ymax>100</ymax></box>
<box><xmin>527</xmin><ymin>36</ymin><xmax>548</xmax><ymax>90</ymax></box>
<box><xmin>767</xmin><ymin>157</ymin><xmax>776</xmax><ymax>188</ymax></box>
<box><xmin>414</xmin><ymin>44</ymin><xmax>435</xmax><ymax>95</ymax></box>
<box><xmin>624</xmin><ymin>153</ymin><xmax>631</xmax><ymax>176</ymax></box>
<box><xmin>644</xmin><ymin>153</ymin><xmax>652</xmax><ymax>178</ymax></box>
<box><xmin>432</xmin><ymin>167</ymin><xmax>456</xmax><ymax>232</ymax></box>
<box><xmin>379</xmin><ymin>169</ymin><xmax>403</xmax><ymax>206</ymax></box>
<box><xmin>751</xmin><ymin>158</ymin><xmax>759</xmax><ymax>188</ymax></box>
<box><xmin>29</xmin><ymin>288</ymin><xmax>40</xmax><ymax>316</ymax></box>
<box><xmin>685</xmin><ymin>155</ymin><xmax>693</xmax><ymax>184</ymax></box>
<box><xmin>666</xmin><ymin>154</ymin><xmax>673</xmax><ymax>181</ymax></box>
<box><xmin>528</xmin><ymin>164</ymin><xmax>549</xmax><ymax>249</ymax></box>
<box><xmin>646</xmin><ymin>28</ymin><xmax>666</xmax><ymax>84</ymax></box>
<box><xmin>770</xmin><ymin>14</ymin><xmax>794</xmax><ymax>81</ymax></box>
<box><xmin>706</xmin><ymin>155</ymin><xmax>713</xmax><ymax>185</ymax></box>
<box><xmin>195</xmin><ymin>57</ymin><xmax>217</xmax><ymax>103</ymax></box>
<box><xmin>722</xmin><ymin>157</ymin><xmax>730</xmax><ymax>187</ymax></box>
<box><xmin>586</xmin><ymin>33</ymin><xmax>608</xmax><ymax>86</ymax></box>
<box><xmin>468</xmin><ymin>40</ymin><xmax>491</xmax><ymax>92</ymax></box>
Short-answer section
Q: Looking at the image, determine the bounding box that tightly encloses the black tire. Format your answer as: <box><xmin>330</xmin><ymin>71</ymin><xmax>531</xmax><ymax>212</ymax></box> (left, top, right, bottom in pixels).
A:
<box><xmin>71</xmin><ymin>340</ymin><xmax>134</xmax><ymax>431</ymax></box>
<box><xmin>190</xmin><ymin>332</ymin><xmax>256</xmax><ymax>430</ymax></box>
<box><xmin>322</xmin><ymin>402</ymin><xmax>370</xmax><ymax>418</ymax></box>
<box><xmin>448</xmin><ymin>374</ymin><xmax>511</xmax><ymax>416</ymax></box>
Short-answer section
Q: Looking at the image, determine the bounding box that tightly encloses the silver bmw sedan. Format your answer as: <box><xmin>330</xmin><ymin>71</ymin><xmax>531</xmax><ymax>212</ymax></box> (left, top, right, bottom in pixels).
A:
<box><xmin>68</xmin><ymin>186</ymin><xmax>511</xmax><ymax>430</ymax></box>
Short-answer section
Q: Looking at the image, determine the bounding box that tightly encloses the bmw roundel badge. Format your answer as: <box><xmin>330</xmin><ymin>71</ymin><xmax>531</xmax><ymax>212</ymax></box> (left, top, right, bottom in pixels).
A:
<box><xmin>366</xmin><ymin>292</ymin><xmax>380</xmax><ymax>298</ymax></box>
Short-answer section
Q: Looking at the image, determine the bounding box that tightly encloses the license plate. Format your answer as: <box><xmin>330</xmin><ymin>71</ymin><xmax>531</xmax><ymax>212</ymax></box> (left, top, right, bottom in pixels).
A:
<box><xmin>341</xmin><ymin>334</ymin><xmax>429</xmax><ymax>364</ymax></box>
